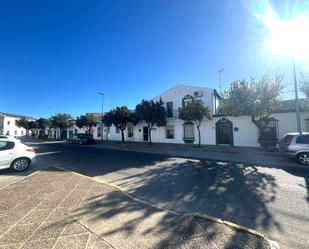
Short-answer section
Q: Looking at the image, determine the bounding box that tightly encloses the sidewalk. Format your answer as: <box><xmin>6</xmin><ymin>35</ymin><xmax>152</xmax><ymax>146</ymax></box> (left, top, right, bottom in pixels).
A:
<box><xmin>0</xmin><ymin>168</ymin><xmax>271</xmax><ymax>249</ymax></box>
<box><xmin>92</xmin><ymin>140</ymin><xmax>298</xmax><ymax>168</ymax></box>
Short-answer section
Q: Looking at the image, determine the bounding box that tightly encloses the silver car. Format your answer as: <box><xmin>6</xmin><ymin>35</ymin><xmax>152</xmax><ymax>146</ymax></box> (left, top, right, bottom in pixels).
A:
<box><xmin>279</xmin><ymin>133</ymin><xmax>309</xmax><ymax>165</ymax></box>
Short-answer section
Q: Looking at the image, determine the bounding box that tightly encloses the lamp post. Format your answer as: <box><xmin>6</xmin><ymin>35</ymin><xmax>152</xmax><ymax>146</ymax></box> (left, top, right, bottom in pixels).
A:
<box><xmin>99</xmin><ymin>92</ymin><xmax>104</xmax><ymax>141</ymax></box>
<box><xmin>293</xmin><ymin>62</ymin><xmax>302</xmax><ymax>134</ymax></box>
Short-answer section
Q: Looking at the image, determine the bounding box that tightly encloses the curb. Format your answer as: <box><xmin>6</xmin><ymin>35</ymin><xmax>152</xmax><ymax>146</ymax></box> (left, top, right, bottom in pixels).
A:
<box><xmin>93</xmin><ymin>144</ymin><xmax>302</xmax><ymax>170</ymax></box>
<box><xmin>52</xmin><ymin>166</ymin><xmax>279</xmax><ymax>249</ymax></box>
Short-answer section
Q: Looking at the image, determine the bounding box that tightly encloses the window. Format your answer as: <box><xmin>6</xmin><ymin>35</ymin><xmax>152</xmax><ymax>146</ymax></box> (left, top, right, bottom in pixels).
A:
<box><xmin>166</xmin><ymin>125</ymin><xmax>174</xmax><ymax>139</ymax></box>
<box><xmin>260</xmin><ymin>118</ymin><xmax>279</xmax><ymax>141</ymax></box>
<box><xmin>0</xmin><ymin>141</ymin><xmax>15</xmax><ymax>151</ymax></box>
<box><xmin>184</xmin><ymin>124</ymin><xmax>194</xmax><ymax>139</ymax></box>
<box><xmin>7</xmin><ymin>121</ymin><xmax>10</xmax><ymax>125</ymax></box>
<box><xmin>74</xmin><ymin>129</ymin><xmax>78</xmax><ymax>134</ymax></box>
<box><xmin>166</xmin><ymin>102</ymin><xmax>173</xmax><ymax>118</ymax></box>
<box><xmin>14</xmin><ymin>130</ymin><xmax>17</xmax><ymax>136</ymax></box>
<box><xmin>116</xmin><ymin>127</ymin><xmax>120</xmax><ymax>133</ymax></box>
<box><xmin>6</xmin><ymin>130</ymin><xmax>10</xmax><ymax>135</ymax></box>
<box><xmin>296</xmin><ymin>135</ymin><xmax>309</xmax><ymax>144</ymax></box>
<box><xmin>128</xmin><ymin>125</ymin><xmax>134</xmax><ymax>138</ymax></box>
<box><xmin>21</xmin><ymin>130</ymin><xmax>24</xmax><ymax>136</ymax></box>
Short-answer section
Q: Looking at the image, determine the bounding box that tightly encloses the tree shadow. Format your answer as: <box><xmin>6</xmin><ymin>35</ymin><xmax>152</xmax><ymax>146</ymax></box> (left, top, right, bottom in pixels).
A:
<box><xmin>34</xmin><ymin>143</ymin><xmax>282</xmax><ymax>247</ymax></box>
<box><xmin>66</xmin><ymin>171</ymin><xmax>271</xmax><ymax>249</ymax></box>
<box><xmin>111</xmin><ymin>159</ymin><xmax>280</xmax><ymax>232</ymax></box>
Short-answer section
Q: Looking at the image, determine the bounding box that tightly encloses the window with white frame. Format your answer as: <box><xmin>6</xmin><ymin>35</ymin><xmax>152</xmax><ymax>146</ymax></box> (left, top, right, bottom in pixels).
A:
<box><xmin>116</xmin><ymin>127</ymin><xmax>120</xmax><ymax>133</ymax></box>
<box><xmin>14</xmin><ymin>130</ymin><xmax>17</xmax><ymax>135</ymax></box>
<box><xmin>7</xmin><ymin>121</ymin><xmax>10</xmax><ymax>125</ymax></box>
<box><xmin>183</xmin><ymin>123</ymin><xmax>194</xmax><ymax>139</ymax></box>
<box><xmin>166</xmin><ymin>125</ymin><xmax>174</xmax><ymax>139</ymax></box>
<box><xmin>128</xmin><ymin>125</ymin><xmax>134</xmax><ymax>138</ymax></box>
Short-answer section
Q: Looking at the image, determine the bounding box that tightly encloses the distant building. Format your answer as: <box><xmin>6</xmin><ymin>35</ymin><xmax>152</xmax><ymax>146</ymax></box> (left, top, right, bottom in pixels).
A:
<box><xmin>0</xmin><ymin>112</ymin><xmax>35</xmax><ymax>137</ymax></box>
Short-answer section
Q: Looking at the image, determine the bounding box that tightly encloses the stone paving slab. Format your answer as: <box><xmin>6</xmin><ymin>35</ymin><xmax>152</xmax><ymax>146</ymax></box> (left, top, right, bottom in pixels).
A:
<box><xmin>0</xmin><ymin>168</ymin><xmax>270</xmax><ymax>249</ymax></box>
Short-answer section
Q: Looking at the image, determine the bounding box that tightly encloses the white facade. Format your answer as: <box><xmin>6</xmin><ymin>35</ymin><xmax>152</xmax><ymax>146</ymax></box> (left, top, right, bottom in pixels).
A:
<box><xmin>51</xmin><ymin>84</ymin><xmax>307</xmax><ymax>148</ymax></box>
<box><xmin>0</xmin><ymin>113</ymin><xmax>33</xmax><ymax>137</ymax></box>
<box><xmin>88</xmin><ymin>84</ymin><xmax>308</xmax><ymax>147</ymax></box>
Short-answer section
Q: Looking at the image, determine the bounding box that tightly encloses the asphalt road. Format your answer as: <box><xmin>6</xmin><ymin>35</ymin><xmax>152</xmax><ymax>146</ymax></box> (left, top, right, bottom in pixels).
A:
<box><xmin>3</xmin><ymin>142</ymin><xmax>309</xmax><ymax>249</ymax></box>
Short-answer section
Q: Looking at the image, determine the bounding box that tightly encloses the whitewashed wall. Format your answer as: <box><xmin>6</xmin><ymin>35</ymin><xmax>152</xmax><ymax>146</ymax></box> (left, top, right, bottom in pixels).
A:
<box><xmin>152</xmin><ymin>84</ymin><xmax>219</xmax><ymax>115</ymax></box>
<box><xmin>98</xmin><ymin>111</ymin><xmax>308</xmax><ymax>147</ymax></box>
<box><xmin>0</xmin><ymin>116</ymin><xmax>29</xmax><ymax>137</ymax></box>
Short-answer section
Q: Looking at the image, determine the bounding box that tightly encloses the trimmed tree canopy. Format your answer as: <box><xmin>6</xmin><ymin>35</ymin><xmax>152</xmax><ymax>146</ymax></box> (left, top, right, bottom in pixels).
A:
<box><xmin>178</xmin><ymin>99</ymin><xmax>212</xmax><ymax>147</ymax></box>
<box><xmin>50</xmin><ymin>113</ymin><xmax>74</xmax><ymax>130</ymax></box>
<box><xmin>103</xmin><ymin>106</ymin><xmax>137</xmax><ymax>143</ymax></box>
<box><xmin>135</xmin><ymin>98</ymin><xmax>166</xmax><ymax>144</ymax></box>
<box><xmin>75</xmin><ymin>114</ymin><xmax>97</xmax><ymax>134</ymax></box>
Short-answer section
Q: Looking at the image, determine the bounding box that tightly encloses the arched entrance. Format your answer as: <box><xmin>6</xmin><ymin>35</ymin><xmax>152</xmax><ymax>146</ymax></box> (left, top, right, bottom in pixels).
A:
<box><xmin>216</xmin><ymin>118</ymin><xmax>233</xmax><ymax>145</ymax></box>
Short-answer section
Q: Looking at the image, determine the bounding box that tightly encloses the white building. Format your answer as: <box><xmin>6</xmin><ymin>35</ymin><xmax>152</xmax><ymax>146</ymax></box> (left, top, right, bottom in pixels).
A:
<box><xmin>89</xmin><ymin>84</ymin><xmax>308</xmax><ymax>147</ymax></box>
<box><xmin>0</xmin><ymin>112</ymin><xmax>35</xmax><ymax>137</ymax></box>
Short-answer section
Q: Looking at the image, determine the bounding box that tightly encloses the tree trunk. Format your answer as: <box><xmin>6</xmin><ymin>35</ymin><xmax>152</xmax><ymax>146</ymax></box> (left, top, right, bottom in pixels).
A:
<box><xmin>197</xmin><ymin>126</ymin><xmax>201</xmax><ymax>147</ymax></box>
<box><xmin>251</xmin><ymin>115</ymin><xmax>267</xmax><ymax>149</ymax></box>
<box><xmin>121</xmin><ymin>129</ymin><xmax>125</xmax><ymax>143</ymax></box>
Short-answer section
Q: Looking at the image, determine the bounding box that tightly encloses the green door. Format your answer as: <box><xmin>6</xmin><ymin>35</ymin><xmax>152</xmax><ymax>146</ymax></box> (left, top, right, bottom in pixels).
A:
<box><xmin>216</xmin><ymin>118</ymin><xmax>233</xmax><ymax>145</ymax></box>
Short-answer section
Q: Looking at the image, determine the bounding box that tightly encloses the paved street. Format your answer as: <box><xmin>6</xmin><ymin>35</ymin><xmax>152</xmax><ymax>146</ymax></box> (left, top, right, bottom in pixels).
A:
<box><xmin>2</xmin><ymin>141</ymin><xmax>309</xmax><ymax>248</ymax></box>
<box><xmin>0</xmin><ymin>167</ymin><xmax>269</xmax><ymax>249</ymax></box>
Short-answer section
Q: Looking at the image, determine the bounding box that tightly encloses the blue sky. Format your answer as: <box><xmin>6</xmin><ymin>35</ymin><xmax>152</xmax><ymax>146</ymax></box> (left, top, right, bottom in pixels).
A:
<box><xmin>0</xmin><ymin>0</ymin><xmax>308</xmax><ymax>118</ymax></box>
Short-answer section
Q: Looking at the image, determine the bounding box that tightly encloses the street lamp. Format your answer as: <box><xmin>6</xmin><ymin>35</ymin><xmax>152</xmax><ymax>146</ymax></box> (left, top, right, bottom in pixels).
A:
<box><xmin>99</xmin><ymin>92</ymin><xmax>104</xmax><ymax>141</ymax></box>
<box><xmin>260</xmin><ymin>4</ymin><xmax>309</xmax><ymax>134</ymax></box>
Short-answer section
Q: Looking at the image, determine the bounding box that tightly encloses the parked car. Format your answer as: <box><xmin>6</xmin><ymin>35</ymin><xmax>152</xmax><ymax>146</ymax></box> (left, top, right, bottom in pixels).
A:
<box><xmin>0</xmin><ymin>138</ymin><xmax>36</xmax><ymax>171</ymax></box>
<box><xmin>68</xmin><ymin>134</ymin><xmax>96</xmax><ymax>145</ymax></box>
<box><xmin>279</xmin><ymin>133</ymin><xmax>309</xmax><ymax>165</ymax></box>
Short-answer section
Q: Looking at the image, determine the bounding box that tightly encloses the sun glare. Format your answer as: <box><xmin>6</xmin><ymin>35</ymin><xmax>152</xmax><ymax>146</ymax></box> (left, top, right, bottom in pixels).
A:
<box><xmin>254</xmin><ymin>1</ymin><xmax>309</xmax><ymax>65</ymax></box>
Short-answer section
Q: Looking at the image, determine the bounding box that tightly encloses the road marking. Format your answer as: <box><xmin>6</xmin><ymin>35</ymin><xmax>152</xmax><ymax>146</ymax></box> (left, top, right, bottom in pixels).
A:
<box><xmin>36</xmin><ymin>151</ymin><xmax>62</xmax><ymax>156</ymax></box>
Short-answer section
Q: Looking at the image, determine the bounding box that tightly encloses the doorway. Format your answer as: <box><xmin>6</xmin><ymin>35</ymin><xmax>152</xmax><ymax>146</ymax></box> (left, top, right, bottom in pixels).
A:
<box><xmin>216</xmin><ymin>118</ymin><xmax>233</xmax><ymax>145</ymax></box>
<box><xmin>143</xmin><ymin>126</ymin><xmax>148</xmax><ymax>142</ymax></box>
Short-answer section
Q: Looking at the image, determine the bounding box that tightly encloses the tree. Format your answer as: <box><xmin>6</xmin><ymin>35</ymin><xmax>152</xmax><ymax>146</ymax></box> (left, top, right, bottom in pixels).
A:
<box><xmin>35</xmin><ymin>118</ymin><xmax>50</xmax><ymax>139</ymax></box>
<box><xmin>16</xmin><ymin>118</ymin><xmax>36</xmax><ymax>135</ymax></box>
<box><xmin>50</xmin><ymin>113</ymin><xmax>73</xmax><ymax>130</ymax></box>
<box><xmin>16</xmin><ymin>118</ymin><xmax>30</xmax><ymax>130</ymax></box>
<box><xmin>36</xmin><ymin>118</ymin><xmax>49</xmax><ymax>130</ymax></box>
<box><xmin>135</xmin><ymin>98</ymin><xmax>166</xmax><ymax>144</ymax></box>
<box><xmin>300</xmin><ymin>78</ymin><xmax>309</xmax><ymax>98</ymax></box>
<box><xmin>222</xmin><ymin>75</ymin><xmax>283</xmax><ymax>148</ymax></box>
<box><xmin>178</xmin><ymin>99</ymin><xmax>212</xmax><ymax>147</ymax></box>
<box><xmin>103</xmin><ymin>106</ymin><xmax>137</xmax><ymax>143</ymax></box>
<box><xmin>75</xmin><ymin>114</ymin><xmax>97</xmax><ymax>134</ymax></box>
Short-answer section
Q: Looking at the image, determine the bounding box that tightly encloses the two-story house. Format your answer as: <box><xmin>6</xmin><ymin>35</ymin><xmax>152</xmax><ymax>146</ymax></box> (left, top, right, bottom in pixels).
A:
<box><xmin>0</xmin><ymin>112</ymin><xmax>35</xmax><ymax>137</ymax></box>
<box><xmin>95</xmin><ymin>84</ymin><xmax>308</xmax><ymax>147</ymax></box>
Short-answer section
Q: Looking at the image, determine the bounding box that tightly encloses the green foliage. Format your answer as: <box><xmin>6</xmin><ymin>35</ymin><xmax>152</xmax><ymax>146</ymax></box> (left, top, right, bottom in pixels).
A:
<box><xmin>135</xmin><ymin>98</ymin><xmax>167</xmax><ymax>143</ymax></box>
<box><xmin>178</xmin><ymin>99</ymin><xmax>212</xmax><ymax>147</ymax></box>
<box><xmin>222</xmin><ymin>75</ymin><xmax>283</xmax><ymax>148</ymax></box>
<box><xmin>75</xmin><ymin>114</ymin><xmax>97</xmax><ymax>134</ymax></box>
<box><xmin>16</xmin><ymin>118</ymin><xmax>30</xmax><ymax>129</ymax></box>
<box><xmin>103</xmin><ymin>106</ymin><xmax>137</xmax><ymax>143</ymax></box>
<box><xmin>102</xmin><ymin>111</ymin><xmax>114</xmax><ymax>127</ymax></box>
<box><xmin>35</xmin><ymin>118</ymin><xmax>50</xmax><ymax>130</ymax></box>
<box><xmin>178</xmin><ymin>99</ymin><xmax>212</xmax><ymax>124</ymax></box>
<box><xmin>300</xmin><ymin>79</ymin><xmax>309</xmax><ymax>98</ymax></box>
<box><xmin>50</xmin><ymin>113</ymin><xmax>73</xmax><ymax>130</ymax></box>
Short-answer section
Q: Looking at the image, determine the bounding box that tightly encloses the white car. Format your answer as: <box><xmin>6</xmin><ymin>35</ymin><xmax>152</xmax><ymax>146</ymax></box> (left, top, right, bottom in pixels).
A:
<box><xmin>0</xmin><ymin>135</ymin><xmax>20</xmax><ymax>141</ymax></box>
<box><xmin>0</xmin><ymin>139</ymin><xmax>36</xmax><ymax>171</ymax></box>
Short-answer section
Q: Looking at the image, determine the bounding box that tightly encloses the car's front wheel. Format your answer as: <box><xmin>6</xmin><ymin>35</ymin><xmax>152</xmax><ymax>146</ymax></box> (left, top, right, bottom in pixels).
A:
<box><xmin>297</xmin><ymin>152</ymin><xmax>309</xmax><ymax>165</ymax></box>
<box><xmin>11</xmin><ymin>158</ymin><xmax>30</xmax><ymax>172</ymax></box>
